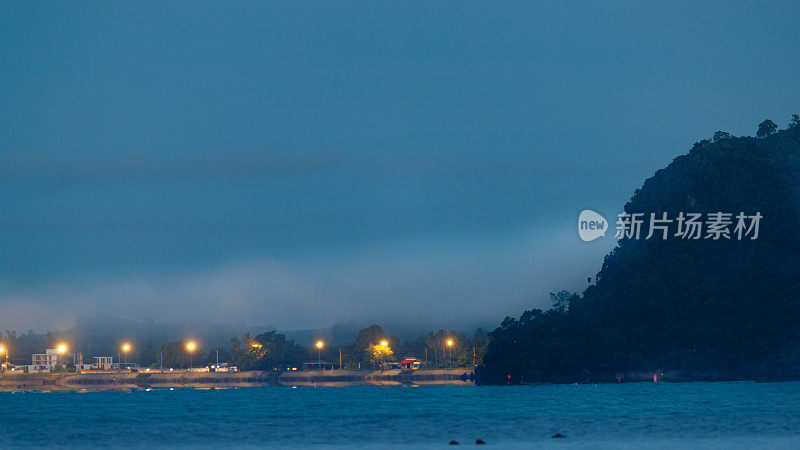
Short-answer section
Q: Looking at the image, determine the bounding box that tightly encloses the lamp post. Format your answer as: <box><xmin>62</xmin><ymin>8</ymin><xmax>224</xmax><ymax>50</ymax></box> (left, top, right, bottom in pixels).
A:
<box><xmin>446</xmin><ymin>339</ymin><xmax>454</xmax><ymax>367</ymax></box>
<box><xmin>315</xmin><ymin>340</ymin><xmax>324</xmax><ymax>368</ymax></box>
<box><xmin>57</xmin><ymin>344</ymin><xmax>68</xmax><ymax>371</ymax></box>
<box><xmin>186</xmin><ymin>342</ymin><xmax>196</xmax><ymax>369</ymax></box>
<box><xmin>121</xmin><ymin>343</ymin><xmax>131</xmax><ymax>367</ymax></box>
<box><xmin>0</xmin><ymin>346</ymin><xmax>6</xmax><ymax>370</ymax></box>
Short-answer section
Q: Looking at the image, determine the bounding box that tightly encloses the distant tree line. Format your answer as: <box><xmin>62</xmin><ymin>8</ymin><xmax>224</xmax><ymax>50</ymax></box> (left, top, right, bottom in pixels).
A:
<box><xmin>2</xmin><ymin>324</ymin><xmax>489</xmax><ymax>371</ymax></box>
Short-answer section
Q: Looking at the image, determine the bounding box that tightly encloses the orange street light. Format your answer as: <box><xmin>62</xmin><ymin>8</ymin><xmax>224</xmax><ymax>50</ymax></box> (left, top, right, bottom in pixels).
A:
<box><xmin>57</xmin><ymin>344</ymin><xmax>68</xmax><ymax>354</ymax></box>
<box><xmin>380</xmin><ymin>340</ymin><xmax>389</xmax><ymax>347</ymax></box>
<box><xmin>121</xmin><ymin>343</ymin><xmax>131</xmax><ymax>365</ymax></box>
<box><xmin>186</xmin><ymin>341</ymin><xmax>197</xmax><ymax>369</ymax></box>
<box><xmin>446</xmin><ymin>339</ymin><xmax>454</xmax><ymax>368</ymax></box>
<box><xmin>315</xmin><ymin>340</ymin><xmax>324</xmax><ymax>366</ymax></box>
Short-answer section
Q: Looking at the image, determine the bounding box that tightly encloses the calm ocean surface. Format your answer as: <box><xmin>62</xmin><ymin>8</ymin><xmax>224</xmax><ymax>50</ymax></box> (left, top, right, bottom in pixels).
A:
<box><xmin>1</xmin><ymin>382</ymin><xmax>799</xmax><ymax>449</ymax></box>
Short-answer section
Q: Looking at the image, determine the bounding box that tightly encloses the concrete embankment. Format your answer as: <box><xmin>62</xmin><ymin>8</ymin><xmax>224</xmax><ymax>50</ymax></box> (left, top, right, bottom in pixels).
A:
<box><xmin>0</xmin><ymin>371</ymin><xmax>281</xmax><ymax>391</ymax></box>
<box><xmin>280</xmin><ymin>368</ymin><xmax>475</xmax><ymax>387</ymax></box>
<box><xmin>0</xmin><ymin>369</ymin><xmax>474</xmax><ymax>390</ymax></box>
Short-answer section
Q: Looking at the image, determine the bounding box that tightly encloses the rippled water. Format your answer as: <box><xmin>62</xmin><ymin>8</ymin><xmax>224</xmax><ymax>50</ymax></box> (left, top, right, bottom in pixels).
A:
<box><xmin>2</xmin><ymin>382</ymin><xmax>800</xmax><ymax>448</ymax></box>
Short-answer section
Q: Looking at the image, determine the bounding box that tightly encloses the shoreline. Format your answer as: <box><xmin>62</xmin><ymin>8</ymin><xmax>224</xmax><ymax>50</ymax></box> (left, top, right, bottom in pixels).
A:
<box><xmin>0</xmin><ymin>368</ymin><xmax>475</xmax><ymax>391</ymax></box>
<box><xmin>477</xmin><ymin>367</ymin><xmax>800</xmax><ymax>385</ymax></box>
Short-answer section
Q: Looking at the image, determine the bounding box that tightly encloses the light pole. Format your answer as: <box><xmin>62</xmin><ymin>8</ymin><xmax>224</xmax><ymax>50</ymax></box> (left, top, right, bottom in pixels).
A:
<box><xmin>446</xmin><ymin>339</ymin><xmax>454</xmax><ymax>367</ymax></box>
<box><xmin>0</xmin><ymin>346</ymin><xmax>6</xmax><ymax>370</ymax></box>
<box><xmin>57</xmin><ymin>344</ymin><xmax>68</xmax><ymax>371</ymax></box>
<box><xmin>315</xmin><ymin>340</ymin><xmax>324</xmax><ymax>369</ymax></box>
<box><xmin>121</xmin><ymin>343</ymin><xmax>131</xmax><ymax>366</ymax></box>
<box><xmin>186</xmin><ymin>341</ymin><xmax>196</xmax><ymax>369</ymax></box>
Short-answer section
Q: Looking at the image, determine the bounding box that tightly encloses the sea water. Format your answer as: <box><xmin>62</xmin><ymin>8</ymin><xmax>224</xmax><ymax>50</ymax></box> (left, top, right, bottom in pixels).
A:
<box><xmin>1</xmin><ymin>382</ymin><xmax>799</xmax><ymax>448</ymax></box>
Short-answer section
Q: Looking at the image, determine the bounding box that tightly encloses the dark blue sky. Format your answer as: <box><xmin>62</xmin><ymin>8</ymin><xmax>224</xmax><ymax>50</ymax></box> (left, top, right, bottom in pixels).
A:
<box><xmin>2</xmin><ymin>1</ymin><xmax>799</xmax><ymax>331</ymax></box>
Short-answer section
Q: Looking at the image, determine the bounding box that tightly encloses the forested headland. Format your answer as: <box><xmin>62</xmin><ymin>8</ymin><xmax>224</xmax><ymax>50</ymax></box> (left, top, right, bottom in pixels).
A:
<box><xmin>480</xmin><ymin>116</ymin><xmax>800</xmax><ymax>383</ymax></box>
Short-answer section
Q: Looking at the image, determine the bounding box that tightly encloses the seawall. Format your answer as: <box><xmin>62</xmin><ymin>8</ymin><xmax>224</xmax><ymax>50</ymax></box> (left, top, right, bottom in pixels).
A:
<box><xmin>0</xmin><ymin>371</ymin><xmax>281</xmax><ymax>390</ymax></box>
<box><xmin>280</xmin><ymin>368</ymin><xmax>475</xmax><ymax>386</ymax></box>
<box><xmin>0</xmin><ymin>368</ymin><xmax>475</xmax><ymax>391</ymax></box>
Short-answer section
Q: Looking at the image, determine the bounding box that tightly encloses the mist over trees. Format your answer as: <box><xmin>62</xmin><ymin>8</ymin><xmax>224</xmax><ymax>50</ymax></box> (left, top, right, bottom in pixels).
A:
<box><xmin>0</xmin><ymin>314</ymin><xmax>273</xmax><ymax>366</ymax></box>
<box><xmin>221</xmin><ymin>325</ymin><xmax>490</xmax><ymax>371</ymax></box>
<box><xmin>1</xmin><ymin>320</ymin><xmax>490</xmax><ymax>371</ymax></box>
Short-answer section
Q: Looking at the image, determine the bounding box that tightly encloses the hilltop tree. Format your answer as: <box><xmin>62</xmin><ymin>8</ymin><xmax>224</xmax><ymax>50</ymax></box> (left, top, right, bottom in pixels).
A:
<box><xmin>712</xmin><ymin>131</ymin><xmax>731</xmax><ymax>142</ymax></box>
<box><xmin>757</xmin><ymin>119</ymin><xmax>777</xmax><ymax>138</ymax></box>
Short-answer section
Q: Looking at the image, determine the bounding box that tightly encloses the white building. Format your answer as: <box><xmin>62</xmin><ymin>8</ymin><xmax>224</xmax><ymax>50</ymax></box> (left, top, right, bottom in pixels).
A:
<box><xmin>25</xmin><ymin>348</ymin><xmax>82</xmax><ymax>373</ymax></box>
<box><xmin>77</xmin><ymin>356</ymin><xmax>118</xmax><ymax>371</ymax></box>
<box><xmin>93</xmin><ymin>356</ymin><xmax>116</xmax><ymax>370</ymax></box>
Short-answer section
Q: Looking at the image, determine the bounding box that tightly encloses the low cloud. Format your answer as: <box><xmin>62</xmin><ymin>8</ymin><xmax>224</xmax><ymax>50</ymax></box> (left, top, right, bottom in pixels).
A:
<box><xmin>0</xmin><ymin>226</ymin><xmax>609</xmax><ymax>333</ymax></box>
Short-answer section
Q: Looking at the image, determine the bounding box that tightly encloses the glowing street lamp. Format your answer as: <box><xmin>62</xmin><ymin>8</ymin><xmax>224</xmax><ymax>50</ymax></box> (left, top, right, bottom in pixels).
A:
<box><xmin>380</xmin><ymin>340</ymin><xmax>389</xmax><ymax>347</ymax></box>
<box><xmin>121</xmin><ymin>343</ymin><xmax>131</xmax><ymax>365</ymax></box>
<box><xmin>54</xmin><ymin>344</ymin><xmax>69</xmax><ymax>370</ymax></box>
<box><xmin>0</xmin><ymin>345</ymin><xmax>6</xmax><ymax>367</ymax></box>
<box><xmin>186</xmin><ymin>341</ymin><xmax>197</xmax><ymax>369</ymax></box>
<box><xmin>315</xmin><ymin>340</ymin><xmax>324</xmax><ymax>367</ymax></box>
<box><xmin>446</xmin><ymin>339</ymin><xmax>454</xmax><ymax>367</ymax></box>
